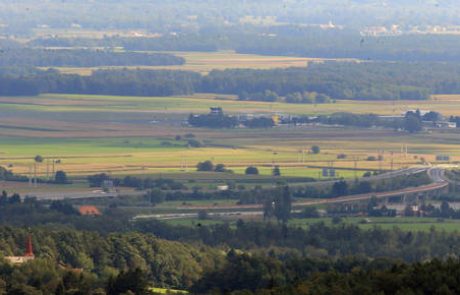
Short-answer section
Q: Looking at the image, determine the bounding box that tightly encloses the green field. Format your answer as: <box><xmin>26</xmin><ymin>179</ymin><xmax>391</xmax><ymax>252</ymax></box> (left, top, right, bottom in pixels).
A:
<box><xmin>4</xmin><ymin>93</ymin><xmax>460</xmax><ymax>116</ymax></box>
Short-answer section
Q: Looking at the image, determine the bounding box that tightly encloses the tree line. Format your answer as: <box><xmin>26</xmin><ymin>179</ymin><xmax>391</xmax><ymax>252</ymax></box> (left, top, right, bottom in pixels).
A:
<box><xmin>0</xmin><ymin>48</ymin><xmax>185</xmax><ymax>67</ymax></box>
<box><xmin>3</xmin><ymin>62</ymin><xmax>460</xmax><ymax>100</ymax></box>
<box><xmin>0</xmin><ymin>68</ymin><xmax>201</xmax><ymax>97</ymax></box>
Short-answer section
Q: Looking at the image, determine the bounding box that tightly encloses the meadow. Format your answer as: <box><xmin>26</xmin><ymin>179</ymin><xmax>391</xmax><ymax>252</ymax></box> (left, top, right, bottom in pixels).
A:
<box><xmin>3</xmin><ymin>93</ymin><xmax>460</xmax><ymax>116</ymax></box>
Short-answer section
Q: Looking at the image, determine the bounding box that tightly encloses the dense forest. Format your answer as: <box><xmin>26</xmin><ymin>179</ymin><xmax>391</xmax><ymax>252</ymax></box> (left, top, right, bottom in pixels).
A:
<box><xmin>194</xmin><ymin>256</ymin><xmax>460</xmax><ymax>294</ymax></box>
<box><xmin>0</xmin><ymin>226</ymin><xmax>223</xmax><ymax>293</ymax></box>
<box><xmin>2</xmin><ymin>221</ymin><xmax>460</xmax><ymax>293</ymax></box>
<box><xmin>0</xmin><ymin>49</ymin><xmax>185</xmax><ymax>67</ymax></box>
<box><xmin>3</xmin><ymin>61</ymin><xmax>460</xmax><ymax>100</ymax></box>
<box><xmin>0</xmin><ymin>186</ymin><xmax>459</xmax><ymax>293</ymax></box>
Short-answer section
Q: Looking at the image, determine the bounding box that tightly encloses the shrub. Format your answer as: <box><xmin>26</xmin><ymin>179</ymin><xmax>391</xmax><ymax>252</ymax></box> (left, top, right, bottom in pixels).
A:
<box><xmin>245</xmin><ymin>166</ymin><xmax>259</xmax><ymax>175</ymax></box>
<box><xmin>54</xmin><ymin>170</ymin><xmax>69</xmax><ymax>184</ymax></box>
<box><xmin>311</xmin><ymin>145</ymin><xmax>320</xmax><ymax>154</ymax></box>
<box><xmin>197</xmin><ymin>161</ymin><xmax>214</xmax><ymax>172</ymax></box>
<box><xmin>188</xmin><ymin>139</ymin><xmax>203</xmax><ymax>148</ymax></box>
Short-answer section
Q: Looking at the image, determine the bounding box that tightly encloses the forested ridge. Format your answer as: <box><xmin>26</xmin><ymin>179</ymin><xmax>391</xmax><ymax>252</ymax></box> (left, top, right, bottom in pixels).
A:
<box><xmin>0</xmin><ymin>227</ymin><xmax>223</xmax><ymax>291</ymax></box>
<box><xmin>2</xmin><ymin>222</ymin><xmax>460</xmax><ymax>294</ymax></box>
<box><xmin>194</xmin><ymin>256</ymin><xmax>460</xmax><ymax>294</ymax></box>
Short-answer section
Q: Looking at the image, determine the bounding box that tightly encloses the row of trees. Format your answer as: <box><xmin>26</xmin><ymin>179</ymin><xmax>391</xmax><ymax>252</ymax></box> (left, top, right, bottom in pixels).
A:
<box><xmin>238</xmin><ymin>90</ymin><xmax>333</xmax><ymax>104</ymax></box>
<box><xmin>284</xmin><ymin>111</ymin><xmax>445</xmax><ymax>133</ymax></box>
<box><xmin>0</xmin><ymin>68</ymin><xmax>201</xmax><ymax>97</ymax></box>
<box><xmin>188</xmin><ymin>113</ymin><xmax>275</xmax><ymax>129</ymax></box>
<box><xmin>87</xmin><ymin>173</ymin><xmax>186</xmax><ymax>191</ymax></box>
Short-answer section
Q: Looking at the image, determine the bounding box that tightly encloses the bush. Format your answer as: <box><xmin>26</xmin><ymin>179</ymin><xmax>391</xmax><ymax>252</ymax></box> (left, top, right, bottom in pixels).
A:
<box><xmin>215</xmin><ymin>164</ymin><xmax>227</xmax><ymax>172</ymax></box>
<box><xmin>363</xmin><ymin>171</ymin><xmax>372</xmax><ymax>177</ymax></box>
<box><xmin>87</xmin><ymin>173</ymin><xmax>111</xmax><ymax>187</ymax></box>
<box><xmin>311</xmin><ymin>145</ymin><xmax>320</xmax><ymax>154</ymax></box>
<box><xmin>198</xmin><ymin>210</ymin><xmax>209</xmax><ymax>220</ymax></box>
<box><xmin>272</xmin><ymin>166</ymin><xmax>281</xmax><ymax>176</ymax></box>
<box><xmin>301</xmin><ymin>207</ymin><xmax>320</xmax><ymax>218</ymax></box>
<box><xmin>197</xmin><ymin>161</ymin><xmax>214</xmax><ymax>172</ymax></box>
<box><xmin>332</xmin><ymin>216</ymin><xmax>343</xmax><ymax>224</ymax></box>
<box><xmin>187</xmin><ymin>139</ymin><xmax>203</xmax><ymax>148</ymax></box>
<box><xmin>245</xmin><ymin>166</ymin><xmax>259</xmax><ymax>175</ymax></box>
<box><xmin>54</xmin><ymin>170</ymin><xmax>69</xmax><ymax>184</ymax></box>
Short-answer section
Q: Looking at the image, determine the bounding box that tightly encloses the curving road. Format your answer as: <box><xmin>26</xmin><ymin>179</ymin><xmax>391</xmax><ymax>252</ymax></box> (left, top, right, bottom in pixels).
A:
<box><xmin>172</xmin><ymin>167</ymin><xmax>449</xmax><ymax>213</ymax></box>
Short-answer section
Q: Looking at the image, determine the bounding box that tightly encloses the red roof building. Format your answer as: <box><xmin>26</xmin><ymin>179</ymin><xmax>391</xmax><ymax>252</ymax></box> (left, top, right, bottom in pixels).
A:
<box><xmin>78</xmin><ymin>206</ymin><xmax>102</xmax><ymax>216</ymax></box>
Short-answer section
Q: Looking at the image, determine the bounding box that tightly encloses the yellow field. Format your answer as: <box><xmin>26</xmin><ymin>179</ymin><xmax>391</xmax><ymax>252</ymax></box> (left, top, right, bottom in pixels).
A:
<box><xmin>49</xmin><ymin>50</ymin><xmax>333</xmax><ymax>75</ymax></box>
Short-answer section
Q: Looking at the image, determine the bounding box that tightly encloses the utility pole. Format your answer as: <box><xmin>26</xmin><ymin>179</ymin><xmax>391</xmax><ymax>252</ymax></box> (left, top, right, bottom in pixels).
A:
<box><xmin>33</xmin><ymin>163</ymin><xmax>37</xmax><ymax>187</ymax></box>
<box><xmin>354</xmin><ymin>157</ymin><xmax>358</xmax><ymax>180</ymax></box>
<box><xmin>28</xmin><ymin>165</ymin><xmax>32</xmax><ymax>187</ymax></box>
<box><xmin>46</xmin><ymin>159</ymin><xmax>50</xmax><ymax>180</ymax></box>
<box><xmin>390</xmin><ymin>151</ymin><xmax>394</xmax><ymax>170</ymax></box>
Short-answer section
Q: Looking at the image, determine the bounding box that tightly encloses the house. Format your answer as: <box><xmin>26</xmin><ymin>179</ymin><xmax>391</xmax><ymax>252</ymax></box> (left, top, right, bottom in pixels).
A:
<box><xmin>78</xmin><ymin>206</ymin><xmax>102</xmax><ymax>216</ymax></box>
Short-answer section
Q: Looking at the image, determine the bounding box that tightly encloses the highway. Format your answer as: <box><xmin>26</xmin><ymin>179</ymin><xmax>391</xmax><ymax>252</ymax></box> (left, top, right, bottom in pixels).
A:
<box><xmin>139</xmin><ymin>166</ymin><xmax>450</xmax><ymax>220</ymax></box>
<box><xmin>23</xmin><ymin>166</ymin><xmax>450</xmax><ymax>221</ymax></box>
<box><xmin>23</xmin><ymin>167</ymin><xmax>428</xmax><ymax>201</ymax></box>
